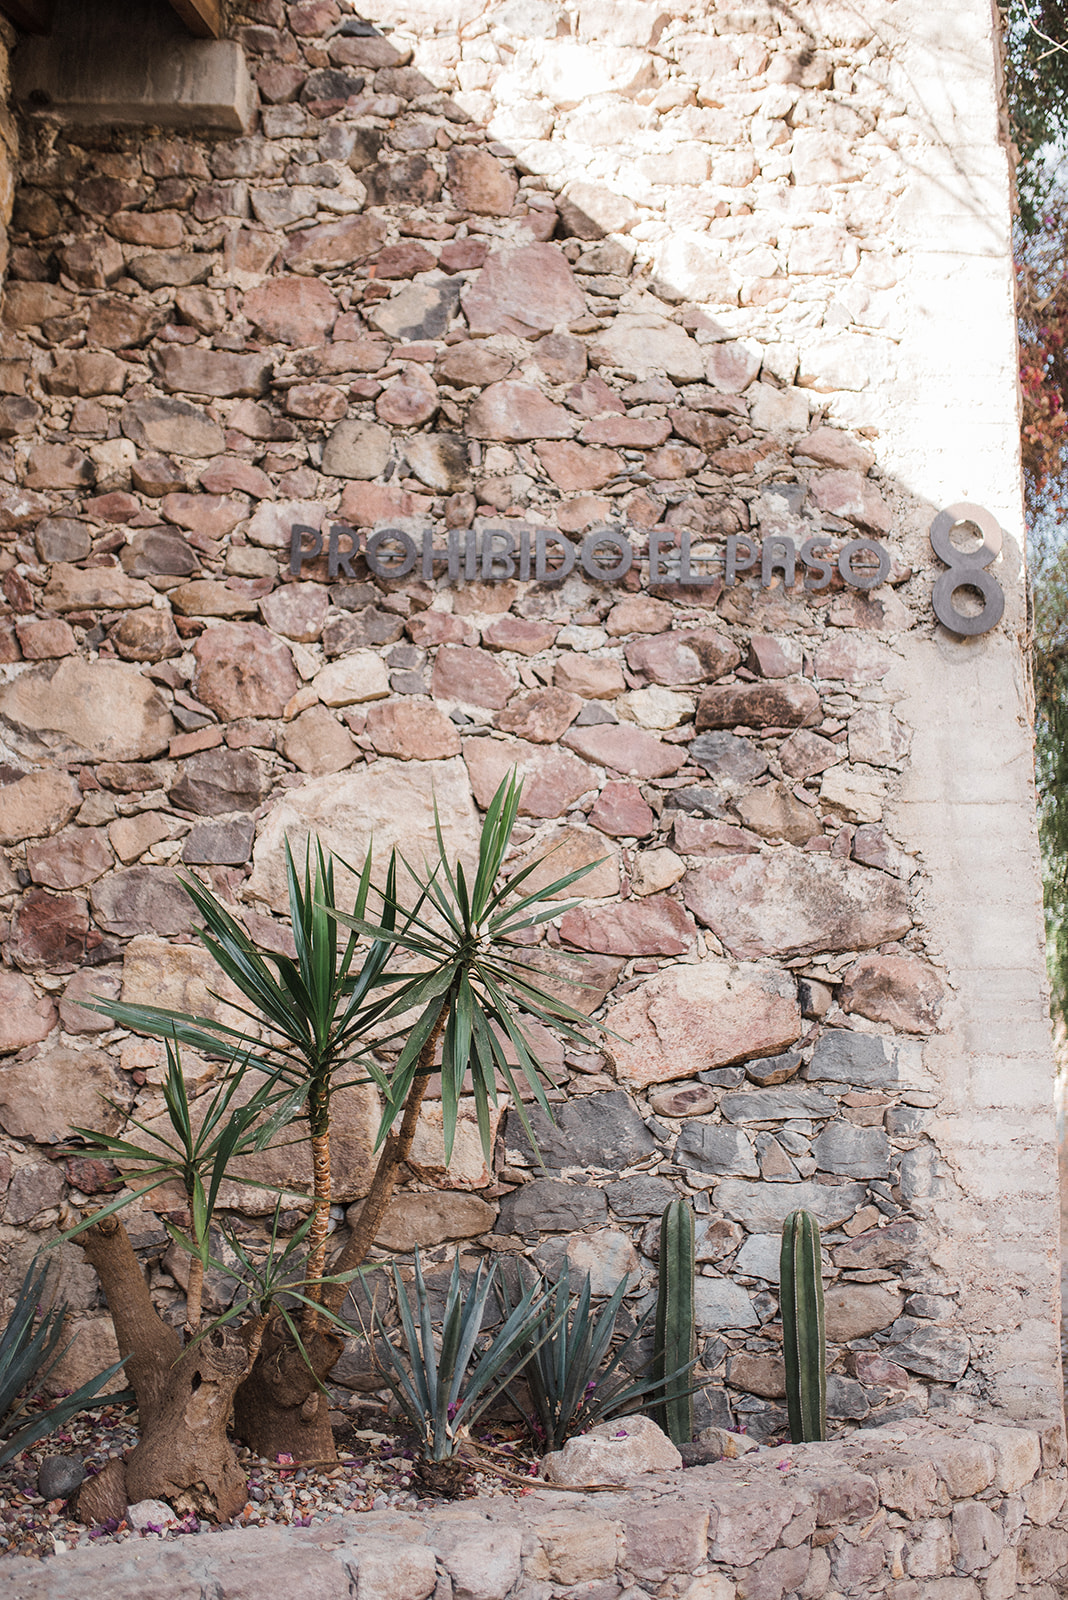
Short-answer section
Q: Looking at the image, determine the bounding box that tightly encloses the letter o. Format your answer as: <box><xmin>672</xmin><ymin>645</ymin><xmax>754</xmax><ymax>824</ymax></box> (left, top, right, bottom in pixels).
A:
<box><xmin>838</xmin><ymin>538</ymin><xmax>890</xmax><ymax>590</ymax></box>
<box><xmin>580</xmin><ymin>528</ymin><xmax>633</xmax><ymax>581</ymax></box>
<box><xmin>366</xmin><ymin>527</ymin><xmax>417</xmax><ymax>578</ymax></box>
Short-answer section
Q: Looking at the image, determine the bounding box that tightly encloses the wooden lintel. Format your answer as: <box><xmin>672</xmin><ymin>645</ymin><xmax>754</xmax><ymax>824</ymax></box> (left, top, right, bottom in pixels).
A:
<box><xmin>166</xmin><ymin>0</ymin><xmax>224</xmax><ymax>38</ymax></box>
<box><xmin>0</xmin><ymin>0</ymin><xmax>56</xmax><ymax>34</ymax></box>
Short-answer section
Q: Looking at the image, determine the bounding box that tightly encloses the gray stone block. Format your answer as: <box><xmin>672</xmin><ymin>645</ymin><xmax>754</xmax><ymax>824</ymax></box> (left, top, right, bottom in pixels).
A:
<box><xmin>694</xmin><ymin>1276</ymin><xmax>759</xmax><ymax>1332</ymax></box>
<box><xmin>504</xmin><ymin>1090</ymin><xmax>657</xmax><ymax>1173</ymax></box>
<box><xmin>675</xmin><ymin>1123</ymin><xmax>759</xmax><ymax>1177</ymax></box>
<box><xmin>888</xmin><ymin>1319</ymin><xmax>971</xmax><ymax>1381</ymax></box>
<box><xmin>606</xmin><ymin>1174</ymin><xmax>677</xmax><ymax>1218</ymax></box>
<box><xmin>495</xmin><ymin>1176</ymin><xmax>608</xmax><ymax>1235</ymax></box>
<box><xmin>733</xmin><ymin>1232</ymin><xmax>782</xmax><ymax>1282</ymax></box>
<box><xmin>719</xmin><ymin>1086</ymin><xmax>837</xmax><ymax>1123</ymax></box>
<box><xmin>804</xmin><ymin>1028</ymin><xmax>899</xmax><ymax>1088</ymax></box>
<box><xmin>715</xmin><ymin>1178</ymin><xmax>868</xmax><ymax>1233</ymax></box>
<box><xmin>811</xmin><ymin>1123</ymin><xmax>891</xmax><ymax>1178</ymax></box>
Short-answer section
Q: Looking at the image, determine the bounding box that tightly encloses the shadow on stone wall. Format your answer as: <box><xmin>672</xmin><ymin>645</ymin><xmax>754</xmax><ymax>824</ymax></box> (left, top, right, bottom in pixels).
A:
<box><xmin>0</xmin><ymin>0</ymin><xmax>1055</xmax><ymax>1453</ymax></box>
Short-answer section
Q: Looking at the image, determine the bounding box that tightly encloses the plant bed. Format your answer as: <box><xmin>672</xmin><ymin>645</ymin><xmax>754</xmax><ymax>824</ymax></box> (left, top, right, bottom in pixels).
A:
<box><xmin>0</xmin><ymin>1397</ymin><xmax>553</xmax><ymax>1561</ymax></box>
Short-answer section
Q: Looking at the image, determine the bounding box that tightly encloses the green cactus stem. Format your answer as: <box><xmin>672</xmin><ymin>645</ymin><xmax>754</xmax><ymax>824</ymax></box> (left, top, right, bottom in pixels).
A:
<box><xmin>651</xmin><ymin>1198</ymin><xmax>695</xmax><ymax>1447</ymax></box>
<box><xmin>780</xmin><ymin>1208</ymin><xmax>827</xmax><ymax>1443</ymax></box>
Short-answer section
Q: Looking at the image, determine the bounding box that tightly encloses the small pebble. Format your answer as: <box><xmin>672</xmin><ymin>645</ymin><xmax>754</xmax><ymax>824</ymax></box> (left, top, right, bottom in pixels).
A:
<box><xmin>126</xmin><ymin>1499</ymin><xmax>177</xmax><ymax>1532</ymax></box>
<box><xmin>36</xmin><ymin>1456</ymin><xmax>84</xmax><ymax>1502</ymax></box>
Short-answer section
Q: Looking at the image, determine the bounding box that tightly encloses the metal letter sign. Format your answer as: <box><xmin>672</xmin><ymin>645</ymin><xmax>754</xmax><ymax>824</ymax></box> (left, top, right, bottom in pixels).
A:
<box><xmin>929</xmin><ymin>502</ymin><xmax>1005</xmax><ymax>637</ymax></box>
<box><xmin>289</xmin><ymin>505</ymin><xmax>1009</xmax><ymax>639</ymax></box>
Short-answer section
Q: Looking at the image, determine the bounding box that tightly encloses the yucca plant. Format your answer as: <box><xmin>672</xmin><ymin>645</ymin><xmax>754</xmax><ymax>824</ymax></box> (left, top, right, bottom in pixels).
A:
<box><xmin>375</xmin><ymin>1251</ymin><xmax>553</xmax><ymax>1467</ymax></box>
<box><xmin>57</xmin><ymin>771</ymin><xmax>603</xmax><ymax>1496</ymax></box>
<box><xmin>84</xmin><ymin>841</ymin><xmax>404</xmax><ymax>1320</ymax></box>
<box><xmin>62</xmin><ymin>1040</ymin><xmax>279</xmax><ymax>1336</ymax></box>
<box><xmin>499</xmin><ymin>1262</ymin><xmax>692</xmax><ymax>1453</ymax></box>
<box><xmin>0</xmin><ymin>1252</ymin><xmax>128</xmax><ymax>1469</ymax></box>
<box><xmin>322</xmin><ymin>771</ymin><xmax>602</xmax><ymax>1298</ymax></box>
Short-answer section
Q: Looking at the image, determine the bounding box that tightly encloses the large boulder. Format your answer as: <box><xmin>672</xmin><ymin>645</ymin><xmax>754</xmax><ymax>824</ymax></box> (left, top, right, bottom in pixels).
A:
<box><xmin>605</xmin><ymin>959</ymin><xmax>802</xmax><ymax>1088</ymax></box>
<box><xmin>0</xmin><ymin>659</ymin><xmax>173</xmax><ymax>762</ymax></box>
<box><xmin>247</xmin><ymin>756</ymin><xmax>480</xmax><ymax>913</ymax></box>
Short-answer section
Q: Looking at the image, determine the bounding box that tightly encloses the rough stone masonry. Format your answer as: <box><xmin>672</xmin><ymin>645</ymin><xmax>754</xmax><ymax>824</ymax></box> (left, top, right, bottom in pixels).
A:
<box><xmin>0</xmin><ymin>0</ymin><xmax>1060</xmax><ymax>1542</ymax></box>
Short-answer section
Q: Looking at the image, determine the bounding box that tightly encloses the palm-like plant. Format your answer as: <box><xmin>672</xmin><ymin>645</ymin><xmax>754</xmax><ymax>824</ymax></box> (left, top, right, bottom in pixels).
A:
<box><xmin>320</xmin><ymin>772</ymin><xmax>602</xmax><ymax>1309</ymax></box>
<box><xmin>58</xmin><ymin>770</ymin><xmax>603</xmax><ymax>1484</ymax></box>
<box><xmin>85</xmin><ymin>843</ymin><xmax>403</xmax><ymax>1322</ymax></box>
<box><xmin>63</xmin><ymin>1041</ymin><xmax>278</xmax><ymax>1334</ymax></box>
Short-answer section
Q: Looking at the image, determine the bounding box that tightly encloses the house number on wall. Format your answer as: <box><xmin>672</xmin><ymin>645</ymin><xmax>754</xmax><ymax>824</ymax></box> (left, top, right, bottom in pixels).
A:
<box><xmin>288</xmin><ymin>501</ymin><xmax>1007</xmax><ymax>640</ymax></box>
<box><xmin>928</xmin><ymin>502</ymin><xmax>1005</xmax><ymax>637</ymax></box>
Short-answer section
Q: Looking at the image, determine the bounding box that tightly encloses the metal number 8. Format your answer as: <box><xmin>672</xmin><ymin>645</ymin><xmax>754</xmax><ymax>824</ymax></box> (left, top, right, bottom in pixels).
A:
<box><xmin>929</xmin><ymin>502</ymin><xmax>1005</xmax><ymax>637</ymax></box>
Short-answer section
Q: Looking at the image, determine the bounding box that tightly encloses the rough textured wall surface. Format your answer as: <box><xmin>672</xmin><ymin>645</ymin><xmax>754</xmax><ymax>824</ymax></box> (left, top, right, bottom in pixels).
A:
<box><xmin>0</xmin><ymin>0</ymin><xmax>1058</xmax><ymax>1453</ymax></box>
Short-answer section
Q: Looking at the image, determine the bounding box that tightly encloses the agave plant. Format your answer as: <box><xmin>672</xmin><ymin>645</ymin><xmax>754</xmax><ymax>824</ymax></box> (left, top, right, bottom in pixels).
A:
<box><xmin>375</xmin><ymin>1251</ymin><xmax>553</xmax><ymax>1464</ymax></box>
<box><xmin>499</xmin><ymin>1261</ymin><xmax>693</xmax><ymax>1453</ymax></box>
<box><xmin>0</xmin><ymin>1253</ymin><xmax>128</xmax><ymax>1469</ymax></box>
<box><xmin>321</xmin><ymin>771</ymin><xmax>602</xmax><ymax>1300</ymax></box>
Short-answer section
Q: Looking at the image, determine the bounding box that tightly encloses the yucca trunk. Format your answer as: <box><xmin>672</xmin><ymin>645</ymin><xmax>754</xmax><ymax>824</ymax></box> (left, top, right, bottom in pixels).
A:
<box><xmin>185</xmin><ymin>1256</ymin><xmax>204</xmax><ymax>1336</ymax></box>
<box><xmin>321</xmin><ymin>1012</ymin><xmax>447</xmax><ymax>1313</ymax></box>
<box><xmin>230</xmin><ymin>1311</ymin><xmax>342</xmax><ymax>1465</ymax></box>
<box><xmin>232</xmin><ymin>1013</ymin><xmax>447</xmax><ymax>1459</ymax></box>
<box><xmin>302</xmin><ymin>1076</ymin><xmax>334</xmax><ymax>1329</ymax></box>
<box><xmin>77</xmin><ymin>1215</ymin><xmax>258</xmax><ymax>1522</ymax></box>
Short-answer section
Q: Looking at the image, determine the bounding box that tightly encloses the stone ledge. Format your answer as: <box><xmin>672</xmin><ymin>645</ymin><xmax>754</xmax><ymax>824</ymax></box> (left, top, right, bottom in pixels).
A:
<box><xmin>3</xmin><ymin>1416</ymin><xmax>1066</xmax><ymax>1599</ymax></box>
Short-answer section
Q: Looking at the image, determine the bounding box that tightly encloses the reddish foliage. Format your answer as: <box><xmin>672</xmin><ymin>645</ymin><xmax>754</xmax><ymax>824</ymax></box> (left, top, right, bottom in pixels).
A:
<box><xmin>1017</xmin><ymin>199</ymin><xmax>1068</xmax><ymax>512</ymax></box>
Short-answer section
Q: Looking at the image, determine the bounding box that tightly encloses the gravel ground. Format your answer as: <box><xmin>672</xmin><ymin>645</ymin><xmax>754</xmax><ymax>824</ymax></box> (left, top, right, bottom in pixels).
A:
<box><xmin>0</xmin><ymin>1402</ymin><xmax>539</xmax><ymax>1562</ymax></box>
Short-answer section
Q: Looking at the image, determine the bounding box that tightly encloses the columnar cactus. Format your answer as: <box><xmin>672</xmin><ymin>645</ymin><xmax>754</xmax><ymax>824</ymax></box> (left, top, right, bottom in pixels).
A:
<box><xmin>780</xmin><ymin>1209</ymin><xmax>827</xmax><ymax>1443</ymax></box>
<box><xmin>651</xmin><ymin>1198</ymin><xmax>695</xmax><ymax>1447</ymax></box>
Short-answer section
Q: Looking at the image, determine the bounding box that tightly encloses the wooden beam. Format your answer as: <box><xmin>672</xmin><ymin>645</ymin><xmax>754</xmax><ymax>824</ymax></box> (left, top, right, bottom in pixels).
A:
<box><xmin>0</xmin><ymin>0</ymin><xmax>56</xmax><ymax>34</ymax></box>
<box><xmin>166</xmin><ymin>0</ymin><xmax>224</xmax><ymax>38</ymax></box>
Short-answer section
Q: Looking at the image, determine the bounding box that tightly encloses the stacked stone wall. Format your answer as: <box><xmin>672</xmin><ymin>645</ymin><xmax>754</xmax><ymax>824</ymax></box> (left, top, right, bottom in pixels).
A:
<box><xmin>0</xmin><ymin>0</ymin><xmax>1058</xmax><ymax>1457</ymax></box>
<box><xmin>4</xmin><ymin>1415</ymin><xmax>1068</xmax><ymax>1599</ymax></box>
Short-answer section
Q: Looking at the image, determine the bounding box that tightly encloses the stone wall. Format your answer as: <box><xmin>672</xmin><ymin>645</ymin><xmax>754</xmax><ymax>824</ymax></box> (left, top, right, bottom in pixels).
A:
<box><xmin>4</xmin><ymin>1413</ymin><xmax>1068</xmax><ymax>1598</ymax></box>
<box><xmin>0</xmin><ymin>0</ymin><xmax>1060</xmax><ymax>1451</ymax></box>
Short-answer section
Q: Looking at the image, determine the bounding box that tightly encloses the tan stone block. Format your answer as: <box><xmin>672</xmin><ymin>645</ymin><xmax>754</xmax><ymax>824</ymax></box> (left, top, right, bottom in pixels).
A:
<box><xmin>407</xmin><ymin>1099</ymin><xmax>501</xmax><ymax>1190</ymax></box>
<box><xmin>919</xmin><ymin>1436</ymin><xmax>996</xmax><ymax>1498</ymax></box>
<box><xmin>971</xmin><ymin>1423</ymin><xmax>1042</xmax><ymax>1492</ymax></box>
<box><xmin>624</xmin><ymin>1504</ymin><xmax>711</xmax><ymax>1583</ymax></box>
<box><xmin>1024</xmin><ymin>1472</ymin><xmax>1067</xmax><ymax>1525</ymax></box>
<box><xmin>513</xmin><ymin>824</ymin><xmax>620</xmax><ymax>900</ymax></box>
<box><xmin>0</xmin><ymin>768</ymin><xmax>80</xmax><ymax>845</ymax></box>
<box><xmin>108</xmin><ymin>810</ymin><xmax>180</xmax><ymax>864</ymax></box>
<box><xmin>530</xmin><ymin>1514</ymin><xmax>620</xmax><ymax>1585</ymax></box>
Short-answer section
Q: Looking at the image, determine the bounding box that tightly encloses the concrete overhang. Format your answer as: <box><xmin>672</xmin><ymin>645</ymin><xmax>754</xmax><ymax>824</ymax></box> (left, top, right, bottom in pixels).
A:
<box><xmin>11</xmin><ymin>0</ymin><xmax>255</xmax><ymax>132</ymax></box>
